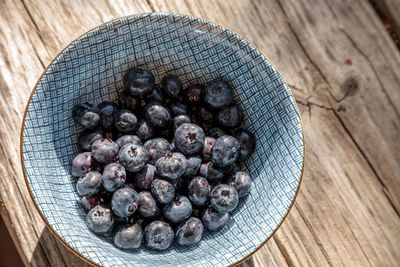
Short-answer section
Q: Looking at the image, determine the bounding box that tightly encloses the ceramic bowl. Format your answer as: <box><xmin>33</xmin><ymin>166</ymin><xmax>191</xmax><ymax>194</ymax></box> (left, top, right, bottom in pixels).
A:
<box><xmin>21</xmin><ymin>13</ymin><xmax>304</xmax><ymax>267</ymax></box>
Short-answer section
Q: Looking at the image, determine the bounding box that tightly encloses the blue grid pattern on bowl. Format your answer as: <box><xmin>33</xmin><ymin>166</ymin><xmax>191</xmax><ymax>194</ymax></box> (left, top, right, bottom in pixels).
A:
<box><xmin>22</xmin><ymin>13</ymin><xmax>303</xmax><ymax>267</ymax></box>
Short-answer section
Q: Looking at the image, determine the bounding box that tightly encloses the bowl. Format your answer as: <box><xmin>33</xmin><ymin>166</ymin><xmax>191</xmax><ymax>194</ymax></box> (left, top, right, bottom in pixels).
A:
<box><xmin>21</xmin><ymin>13</ymin><xmax>304</xmax><ymax>267</ymax></box>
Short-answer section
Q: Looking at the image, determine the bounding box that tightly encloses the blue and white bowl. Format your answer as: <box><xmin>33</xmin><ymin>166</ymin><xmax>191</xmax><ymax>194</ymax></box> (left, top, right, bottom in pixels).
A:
<box><xmin>21</xmin><ymin>13</ymin><xmax>304</xmax><ymax>267</ymax></box>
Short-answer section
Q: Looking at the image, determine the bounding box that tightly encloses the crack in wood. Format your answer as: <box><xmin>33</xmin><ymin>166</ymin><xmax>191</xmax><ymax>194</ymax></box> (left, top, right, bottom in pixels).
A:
<box><xmin>273</xmin><ymin>236</ymin><xmax>294</xmax><ymax>267</ymax></box>
<box><xmin>332</xmin><ymin>111</ymin><xmax>400</xmax><ymax>217</ymax></box>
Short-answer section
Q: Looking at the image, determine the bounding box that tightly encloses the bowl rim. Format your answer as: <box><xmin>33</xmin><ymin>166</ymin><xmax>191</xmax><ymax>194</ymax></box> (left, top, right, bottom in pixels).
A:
<box><xmin>20</xmin><ymin>12</ymin><xmax>304</xmax><ymax>267</ymax></box>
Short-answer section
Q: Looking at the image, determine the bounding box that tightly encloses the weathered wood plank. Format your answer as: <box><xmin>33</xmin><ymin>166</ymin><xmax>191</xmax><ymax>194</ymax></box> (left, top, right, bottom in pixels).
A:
<box><xmin>0</xmin><ymin>0</ymin><xmax>399</xmax><ymax>266</ymax></box>
<box><xmin>369</xmin><ymin>0</ymin><xmax>400</xmax><ymax>41</ymax></box>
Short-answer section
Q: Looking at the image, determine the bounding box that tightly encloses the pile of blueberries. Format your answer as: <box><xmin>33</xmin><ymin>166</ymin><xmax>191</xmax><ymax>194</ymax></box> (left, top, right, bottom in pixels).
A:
<box><xmin>70</xmin><ymin>69</ymin><xmax>256</xmax><ymax>251</ymax></box>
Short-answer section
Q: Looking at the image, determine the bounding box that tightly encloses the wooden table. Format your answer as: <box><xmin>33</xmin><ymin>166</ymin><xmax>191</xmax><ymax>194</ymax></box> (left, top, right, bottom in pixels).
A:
<box><xmin>1</xmin><ymin>0</ymin><xmax>399</xmax><ymax>266</ymax></box>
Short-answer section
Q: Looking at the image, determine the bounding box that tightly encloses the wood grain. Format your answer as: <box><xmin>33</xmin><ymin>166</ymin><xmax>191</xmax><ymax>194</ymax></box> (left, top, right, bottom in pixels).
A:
<box><xmin>0</xmin><ymin>0</ymin><xmax>399</xmax><ymax>266</ymax></box>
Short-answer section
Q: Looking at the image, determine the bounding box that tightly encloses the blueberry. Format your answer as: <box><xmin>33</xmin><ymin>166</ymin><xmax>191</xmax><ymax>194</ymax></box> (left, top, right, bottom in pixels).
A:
<box><xmin>201</xmin><ymin>207</ymin><xmax>230</xmax><ymax>232</ymax></box>
<box><xmin>223</xmin><ymin>162</ymin><xmax>241</xmax><ymax>176</ymax></box>
<box><xmin>211</xmin><ymin>135</ymin><xmax>240</xmax><ymax>167</ymax></box>
<box><xmin>174</xmin><ymin>123</ymin><xmax>205</xmax><ymax>155</ymax></box>
<box><xmin>112</xmin><ymin>187</ymin><xmax>139</xmax><ymax>218</ymax></box>
<box><xmin>138</xmin><ymin>191</ymin><xmax>159</xmax><ymax>218</ymax></box>
<box><xmin>134</xmin><ymin>164</ymin><xmax>156</xmax><ymax>190</ymax></box>
<box><xmin>171</xmin><ymin>177</ymin><xmax>187</xmax><ymax>193</ymax></box>
<box><xmin>175</xmin><ymin>217</ymin><xmax>204</xmax><ymax>247</ymax></box>
<box><xmin>188</xmin><ymin>176</ymin><xmax>210</xmax><ymax>207</ymax></box>
<box><xmin>136</xmin><ymin>120</ymin><xmax>155</xmax><ymax>142</ymax></box>
<box><xmin>86</xmin><ymin>205</ymin><xmax>114</xmax><ymax>234</ymax></box>
<box><xmin>173</xmin><ymin>115</ymin><xmax>191</xmax><ymax>131</ymax></box>
<box><xmin>146</xmin><ymin>85</ymin><xmax>165</xmax><ymax>103</ymax></box>
<box><xmin>119</xmin><ymin>90</ymin><xmax>140</xmax><ymax>111</ymax></box>
<box><xmin>145</xmin><ymin>102</ymin><xmax>171</xmax><ymax>129</ymax></box>
<box><xmin>114</xmin><ymin>224</ymin><xmax>143</xmax><ymax>249</ymax></box>
<box><xmin>210</xmin><ymin>184</ymin><xmax>239</xmax><ymax>212</ymax></box>
<box><xmin>151</xmin><ymin>179</ymin><xmax>175</xmax><ymax>204</ymax></box>
<box><xmin>123</xmin><ymin>68</ymin><xmax>155</xmax><ymax>96</ymax></box>
<box><xmin>162</xmin><ymin>75</ymin><xmax>183</xmax><ymax>100</ymax></box>
<box><xmin>91</xmin><ymin>138</ymin><xmax>119</xmax><ymax>163</ymax></box>
<box><xmin>203</xmin><ymin>80</ymin><xmax>233</xmax><ymax>110</ymax></box>
<box><xmin>116</xmin><ymin>135</ymin><xmax>142</xmax><ymax>148</ymax></box>
<box><xmin>228</xmin><ymin>171</ymin><xmax>251</xmax><ymax>197</ymax></box>
<box><xmin>217</xmin><ymin>105</ymin><xmax>243</xmax><ymax>128</ymax></box>
<box><xmin>169</xmin><ymin>102</ymin><xmax>189</xmax><ymax>116</ymax></box>
<box><xmin>183</xmin><ymin>156</ymin><xmax>202</xmax><ymax>178</ymax></box>
<box><xmin>202</xmin><ymin>136</ymin><xmax>216</xmax><ymax>161</ymax></box>
<box><xmin>144</xmin><ymin>138</ymin><xmax>171</xmax><ymax>164</ymax></box>
<box><xmin>144</xmin><ymin>221</ymin><xmax>174</xmax><ymax>251</ymax></box>
<box><xmin>97</xmin><ymin>101</ymin><xmax>119</xmax><ymax>130</ymax></box>
<box><xmin>118</xmin><ymin>144</ymin><xmax>149</xmax><ymax>172</ymax></box>
<box><xmin>115</xmin><ymin>109</ymin><xmax>138</xmax><ymax>132</ymax></box>
<box><xmin>70</xmin><ymin>152</ymin><xmax>101</xmax><ymax>177</ymax></box>
<box><xmin>80</xmin><ymin>194</ymin><xmax>102</xmax><ymax>212</ymax></box>
<box><xmin>235</xmin><ymin>129</ymin><xmax>256</xmax><ymax>160</ymax></box>
<box><xmin>103</xmin><ymin>163</ymin><xmax>126</xmax><ymax>192</ymax></box>
<box><xmin>197</xmin><ymin>107</ymin><xmax>213</xmax><ymax>124</ymax></box>
<box><xmin>72</xmin><ymin>102</ymin><xmax>100</xmax><ymax>129</ymax></box>
<box><xmin>163</xmin><ymin>196</ymin><xmax>192</xmax><ymax>223</ymax></box>
<box><xmin>78</xmin><ymin>128</ymin><xmax>105</xmax><ymax>151</ymax></box>
<box><xmin>207</xmin><ymin>127</ymin><xmax>226</xmax><ymax>139</ymax></box>
<box><xmin>155</xmin><ymin>152</ymin><xmax>187</xmax><ymax>180</ymax></box>
<box><xmin>199</xmin><ymin>162</ymin><xmax>224</xmax><ymax>183</ymax></box>
<box><xmin>170</xmin><ymin>141</ymin><xmax>176</xmax><ymax>152</ymax></box>
<box><xmin>183</xmin><ymin>84</ymin><xmax>204</xmax><ymax>105</ymax></box>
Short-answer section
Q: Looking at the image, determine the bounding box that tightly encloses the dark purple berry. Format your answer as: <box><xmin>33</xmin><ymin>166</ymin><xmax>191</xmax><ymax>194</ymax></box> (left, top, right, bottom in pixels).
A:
<box><xmin>114</xmin><ymin>224</ymin><xmax>143</xmax><ymax>249</ymax></box>
<box><xmin>86</xmin><ymin>205</ymin><xmax>114</xmax><ymax>234</ymax></box>
<box><xmin>91</xmin><ymin>138</ymin><xmax>119</xmax><ymax>163</ymax></box>
<box><xmin>200</xmin><ymin>162</ymin><xmax>224</xmax><ymax>183</ymax></box>
<box><xmin>235</xmin><ymin>129</ymin><xmax>256</xmax><ymax>160</ymax></box>
<box><xmin>81</xmin><ymin>194</ymin><xmax>102</xmax><ymax>212</ymax></box>
<box><xmin>223</xmin><ymin>162</ymin><xmax>241</xmax><ymax>176</ymax></box>
<box><xmin>228</xmin><ymin>171</ymin><xmax>251</xmax><ymax>197</ymax></box>
<box><xmin>217</xmin><ymin>105</ymin><xmax>242</xmax><ymax>128</ymax></box>
<box><xmin>144</xmin><ymin>138</ymin><xmax>171</xmax><ymax>164</ymax></box>
<box><xmin>210</xmin><ymin>184</ymin><xmax>238</xmax><ymax>212</ymax></box>
<box><xmin>162</xmin><ymin>75</ymin><xmax>183</xmax><ymax>100</ymax></box>
<box><xmin>134</xmin><ymin>164</ymin><xmax>156</xmax><ymax>190</ymax></box>
<box><xmin>78</xmin><ymin>128</ymin><xmax>104</xmax><ymax>151</ymax></box>
<box><xmin>201</xmin><ymin>207</ymin><xmax>230</xmax><ymax>232</ymax></box>
<box><xmin>70</xmin><ymin>152</ymin><xmax>101</xmax><ymax>177</ymax></box>
<box><xmin>211</xmin><ymin>135</ymin><xmax>240</xmax><ymax>167</ymax></box>
<box><xmin>169</xmin><ymin>102</ymin><xmax>189</xmax><ymax>116</ymax></box>
<box><xmin>118</xmin><ymin>144</ymin><xmax>149</xmax><ymax>172</ymax></box>
<box><xmin>183</xmin><ymin>156</ymin><xmax>202</xmax><ymax>178</ymax></box>
<box><xmin>102</xmin><ymin>163</ymin><xmax>126</xmax><ymax>192</ymax></box>
<box><xmin>155</xmin><ymin>152</ymin><xmax>187</xmax><ymax>180</ymax></box>
<box><xmin>138</xmin><ymin>191</ymin><xmax>159</xmax><ymax>218</ymax></box>
<box><xmin>136</xmin><ymin>120</ymin><xmax>155</xmax><ymax>142</ymax></box>
<box><xmin>174</xmin><ymin>123</ymin><xmax>205</xmax><ymax>155</ymax></box>
<box><xmin>163</xmin><ymin>196</ymin><xmax>192</xmax><ymax>223</ymax></box>
<box><xmin>175</xmin><ymin>217</ymin><xmax>204</xmax><ymax>247</ymax></box>
<box><xmin>116</xmin><ymin>135</ymin><xmax>142</xmax><ymax>148</ymax></box>
<box><xmin>146</xmin><ymin>85</ymin><xmax>165</xmax><ymax>103</ymax></box>
<box><xmin>76</xmin><ymin>171</ymin><xmax>102</xmax><ymax>196</ymax></box>
<box><xmin>203</xmin><ymin>80</ymin><xmax>233</xmax><ymax>110</ymax></box>
<box><xmin>115</xmin><ymin>109</ymin><xmax>138</xmax><ymax>132</ymax></box>
<box><xmin>144</xmin><ymin>221</ymin><xmax>174</xmax><ymax>251</ymax></box>
<box><xmin>72</xmin><ymin>102</ymin><xmax>100</xmax><ymax>129</ymax></box>
<box><xmin>173</xmin><ymin>115</ymin><xmax>191</xmax><ymax>130</ymax></box>
<box><xmin>145</xmin><ymin>102</ymin><xmax>171</xmax><ymax>129</ymax></box>
<box><xmin>188</xmin><ymin>176</ymin><xmax>210</xmax><ymax>207</ymax></box>
<box><xmin>112</xmin><ymin>187</ymin><xmax>139</xmax><ymax>218</ymax></box>
<box><xmin>183</xmin><ymin>84</ymin><xmax>204</xmax><ymax>105</ymax></box>
<box><xmin>123</xmin><ymin>68</ymin><xmax>155</xmax><ymax>96</ymax></box>
<box><xmin>97</xmin><ymin>101</ymin><xmax>119</xmax><ymax>130</ymax></box>
<box><xmin>151</xmin><ymin>179</ymin><xmax>175</xmax><ymax>204</ymax></box>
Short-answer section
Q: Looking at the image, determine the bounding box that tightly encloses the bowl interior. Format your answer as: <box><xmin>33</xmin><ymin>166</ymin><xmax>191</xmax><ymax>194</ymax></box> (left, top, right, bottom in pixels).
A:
<box><xmin>22</xmin><ymin>13</ymin><xmax>303</xmax><ymax>267</ymax></box>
